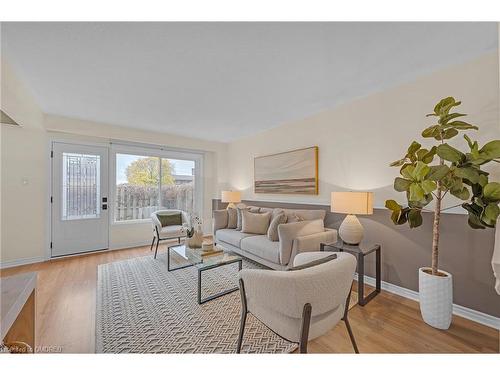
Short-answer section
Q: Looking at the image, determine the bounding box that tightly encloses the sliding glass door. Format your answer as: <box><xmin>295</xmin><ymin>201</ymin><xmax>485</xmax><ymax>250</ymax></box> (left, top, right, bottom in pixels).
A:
<box><xmin>160</xmin><ymin>158</ymin><xmax>195</xmax><ymax>213</ymax></box>
<box><xmin>113</xmin><ymin>147</ymin><xmax>201</xmax><ymax>223</ymax></box>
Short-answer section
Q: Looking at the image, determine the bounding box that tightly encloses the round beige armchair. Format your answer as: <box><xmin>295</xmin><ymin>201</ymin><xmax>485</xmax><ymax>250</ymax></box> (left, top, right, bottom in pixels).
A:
<box><xmin>237</xmin><ymin>251</ymin><xmax>358</xmax><ymax>353</ymax></box>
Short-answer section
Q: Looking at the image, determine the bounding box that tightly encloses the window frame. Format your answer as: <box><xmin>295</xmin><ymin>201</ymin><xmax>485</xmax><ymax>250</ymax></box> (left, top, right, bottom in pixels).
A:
<box><xmin>110</xmin><ymin>144</ymin><xmax>203</xmax><ymax>225</ymax></box>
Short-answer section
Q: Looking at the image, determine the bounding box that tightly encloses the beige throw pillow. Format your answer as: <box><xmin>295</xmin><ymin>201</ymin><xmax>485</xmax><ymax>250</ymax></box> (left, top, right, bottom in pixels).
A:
<box><xmin>267</xmin><ymin>212</ymin><xmax>287</xmax><ymax>241</ymax></box>
<box><xmin>241</xmin><ymin>210</ymin><xmax>271</xmax><ymax>235</ymax></box>
<box><xmin>227</xmin><ymin>208</ymin><xmax>238</xmax><ymax>229</ymax></box>
<box><xmin>271</xmin><ymin>208</ymin><xmax>285</xmax><ymax>221</ymax></box>
<box><xmin>236</xmin><ymin>206</ymin><xmax>260</xmax><ymax>231</ymax></box>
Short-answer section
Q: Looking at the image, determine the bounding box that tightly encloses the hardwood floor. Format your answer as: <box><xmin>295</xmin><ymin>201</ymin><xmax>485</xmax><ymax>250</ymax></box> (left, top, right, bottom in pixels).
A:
<box><xmin>1</xmin><ymin>243</ymin><xmax>498</xmax><ymax>353</ymax></box>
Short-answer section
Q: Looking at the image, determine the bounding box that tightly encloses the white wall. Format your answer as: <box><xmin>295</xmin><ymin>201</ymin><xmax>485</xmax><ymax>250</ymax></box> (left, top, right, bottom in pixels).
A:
<box><xmin>44</xmin><ymin>115</ymin><xmax>229</xmax><ymax>250</ymax></box>
<box><xmin>1</xmin><ymin>58</ymin><xmax>228</xmax><ymax>267</ymax></box>
<box><xmin>227</xmin><ymin>52</ymin><xmax>500</xmax><ymax>211</ymax></box>
<box><xmin>2</xmin><ymin>50</ymin><xmax>499</xmax><ymax>267</ymax></box>
<box><xmin>1</xmin><ymin>58</ymin><xmax>48</xmax><ymax>266</ymax></box>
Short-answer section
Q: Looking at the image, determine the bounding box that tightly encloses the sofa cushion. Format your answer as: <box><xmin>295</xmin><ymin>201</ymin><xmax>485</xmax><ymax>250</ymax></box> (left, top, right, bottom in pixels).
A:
<box><xmin>240</xmin><ymin>235</ymin><xmax>280</xmax><ymax>264</ymax></box>
<box><xmin>216</xmin><ymin>228</ymin><xmax>257</xmax><ymax>247</ymax></box>
<box><xmin>241</xmin><ymin>210</ymin><xmax>271</xmax><ymax>235</ymax></box>
<box><xmin>159</xmin><ymin>225</ymin><xmax>184</xmax><ymax>238</ymax></box>
<box><xmin>267</xmin><ymin>212</ymin><xmax>287</xmax><ymax>241</ymax></box>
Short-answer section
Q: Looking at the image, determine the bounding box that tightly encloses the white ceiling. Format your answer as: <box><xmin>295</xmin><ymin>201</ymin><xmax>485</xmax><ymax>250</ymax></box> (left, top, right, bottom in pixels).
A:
<box><xmin>1</xmin><ymin>22</ymin><xmax>497</xmax><ymax>142</ymax></box>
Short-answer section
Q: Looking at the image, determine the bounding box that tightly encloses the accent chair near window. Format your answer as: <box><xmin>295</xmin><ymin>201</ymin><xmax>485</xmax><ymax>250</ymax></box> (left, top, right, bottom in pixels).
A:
<box><xmin>151</xmin><ymin>209</ymin><xmax>189</xmax><ymax>256</ymax></box>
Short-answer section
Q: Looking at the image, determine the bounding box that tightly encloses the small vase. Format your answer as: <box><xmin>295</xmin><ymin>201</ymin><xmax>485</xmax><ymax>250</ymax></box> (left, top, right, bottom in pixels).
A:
<box><xmin>418</xmin><ymin>267</ymin><xmax>453</xmax><ymax>330</ymax></box>
<box><xmin>187</xmin><ymin>230</ymin><xmax>203</xmax><ymax>248</ymax></box>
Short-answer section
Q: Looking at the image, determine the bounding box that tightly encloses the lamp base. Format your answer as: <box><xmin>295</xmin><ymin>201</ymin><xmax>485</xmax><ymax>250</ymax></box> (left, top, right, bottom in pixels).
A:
<box><xmin>339</xmin><ymin>214</ymin><xmax>364</xmax><ymax>245</ymax></box>
<box><xmin>226</xmin><ymin>202</ymin><xmax>237</xmax><ymax>209</ymax></box>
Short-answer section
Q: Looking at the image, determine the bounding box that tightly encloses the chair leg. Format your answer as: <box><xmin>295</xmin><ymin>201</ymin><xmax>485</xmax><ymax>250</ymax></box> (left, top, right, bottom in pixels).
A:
<box><xmin>237</xmin><ymin>312</ymin><xmax>247</xmax><ymax>354</ymax></box>
<box><xmin>299</xmin><ymin>303</ymin><xmax>312</xmax><ymax>353</ymax></box>
<box><xmin>236</xmin><ymin>279</ymin><xmax>247</xmax><ymax>354</ymax></box>
<box><xmin>342</xmin><ymin>284</ymin><xmax>359</xmax><ymax>353</ymax></box>
<box><xmin>344</xmin><ymin>317</ymin><xmax>359</xmax><ymax>353</ymax></box>
<box><xmin>154</xmin><ymin>239</ymin><xmax>160</xmax><ymax>259</ymax></box>
<box><xmin>150</xmin><ymin>237</ymin><xmax>156</xmax><ymax>251</ymax></box>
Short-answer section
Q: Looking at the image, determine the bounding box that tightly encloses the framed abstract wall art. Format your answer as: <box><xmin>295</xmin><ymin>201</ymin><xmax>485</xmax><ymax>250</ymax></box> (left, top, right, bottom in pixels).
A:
<box><xmin>254</xmin><ymin>146</ymin><xmax>318</xmax><ymax>194</ymax></box>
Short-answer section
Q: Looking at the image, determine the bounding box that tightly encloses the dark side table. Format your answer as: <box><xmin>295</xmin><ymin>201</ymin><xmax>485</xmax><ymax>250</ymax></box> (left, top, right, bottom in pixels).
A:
<box><xmin>320</xmin><ymin>241</ymin><xmax>381</xmax><ymax>306</ymax></box>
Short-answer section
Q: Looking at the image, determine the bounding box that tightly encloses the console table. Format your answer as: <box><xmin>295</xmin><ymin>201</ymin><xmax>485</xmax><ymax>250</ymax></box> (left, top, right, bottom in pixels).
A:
<box><xmin>320</xmin><ymin>241</ymin><xmax>381</xmax><ymax>306</ymax></box>
<box><xmin>1</xmin><ymin>272</ymin><xmax>37</xmax><ymax>353</ymax></box>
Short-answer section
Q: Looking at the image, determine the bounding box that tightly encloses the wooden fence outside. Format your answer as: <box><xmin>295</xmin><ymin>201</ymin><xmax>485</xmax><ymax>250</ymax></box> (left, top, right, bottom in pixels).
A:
<box><xmin>115</xmin><ymin>183</ymin><xmax>194</xmax><ymax>221</ymax></box>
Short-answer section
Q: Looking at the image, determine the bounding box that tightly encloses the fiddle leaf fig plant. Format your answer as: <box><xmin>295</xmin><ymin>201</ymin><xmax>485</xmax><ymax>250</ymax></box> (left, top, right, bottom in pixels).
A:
<box><xmin>385</xmin><ymin>97</ymin><xmax>500</xmax><ymax>275</ymax></box>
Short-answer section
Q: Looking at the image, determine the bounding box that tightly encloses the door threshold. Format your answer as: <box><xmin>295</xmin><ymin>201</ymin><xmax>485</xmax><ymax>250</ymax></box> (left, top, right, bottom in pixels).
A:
<box><xmin>50</xmin><ymin>248</ymin><xmax>110</xmax><ymax>260</ymax></box>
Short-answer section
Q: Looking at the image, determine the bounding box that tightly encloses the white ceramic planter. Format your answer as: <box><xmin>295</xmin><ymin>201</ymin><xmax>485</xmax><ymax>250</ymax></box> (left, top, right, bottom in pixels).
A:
<box><xmin>418</xmin><ymin>267</ymin><xmax>453</xmax><ymax>330</ymax></box>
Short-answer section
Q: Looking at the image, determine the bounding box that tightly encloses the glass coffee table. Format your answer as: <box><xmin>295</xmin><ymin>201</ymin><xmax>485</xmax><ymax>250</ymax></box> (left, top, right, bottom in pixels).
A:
<box><xmin>166</xmin><ymin>243</ymin><xmax>243</xmax><ymax>304</ymax></box>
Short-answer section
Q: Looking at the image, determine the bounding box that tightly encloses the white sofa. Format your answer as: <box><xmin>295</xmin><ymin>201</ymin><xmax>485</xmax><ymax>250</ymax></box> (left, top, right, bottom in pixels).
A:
<box><xmin>212</xmin><ymin>206</ymin><xmax>337</xmax><ymax>270</ymax></box>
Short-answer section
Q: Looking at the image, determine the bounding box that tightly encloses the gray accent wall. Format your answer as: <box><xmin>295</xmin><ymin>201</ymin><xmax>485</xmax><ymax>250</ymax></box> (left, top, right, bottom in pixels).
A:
<box><xmin>212</xmin><ymin>199</ymin><xmax>500</xmax><ymax>317</ymax></box>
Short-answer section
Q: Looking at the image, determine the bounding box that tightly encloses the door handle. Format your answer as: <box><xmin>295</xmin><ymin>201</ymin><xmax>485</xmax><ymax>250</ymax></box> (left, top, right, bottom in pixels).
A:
<box><xmin>102</xmin><ymin>204</ymin><xmax>108</xmax><ymax>210</ymax></box>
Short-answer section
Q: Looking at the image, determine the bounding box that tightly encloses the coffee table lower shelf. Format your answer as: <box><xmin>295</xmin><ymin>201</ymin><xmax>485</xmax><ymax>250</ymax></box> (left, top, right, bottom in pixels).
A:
<box><xmin>197</xmin><ymin>259</ymin><xmax>242</xmax><ymax>304</ymax></box>
<box><xmin>165</xmin><ymin>243</ymin><xmax>243</xmax><ymax>304</ymax></box>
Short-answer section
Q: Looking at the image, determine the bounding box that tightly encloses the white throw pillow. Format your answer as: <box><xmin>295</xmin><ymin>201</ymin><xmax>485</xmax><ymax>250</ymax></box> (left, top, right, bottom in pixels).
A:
<box><xmin>241</xmin><ymin>210</ymin><xmax>271</xmax><ymax>235</ymax></box>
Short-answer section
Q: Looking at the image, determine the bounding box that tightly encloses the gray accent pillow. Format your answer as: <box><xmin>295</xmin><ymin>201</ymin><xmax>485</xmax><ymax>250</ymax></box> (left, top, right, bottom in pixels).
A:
<box><xmin>227</xmin><ymin>208</ymin><xmax>238</xmax><ymax>229</ymax></box>
<box><xmin>236</xmin><ymin>207</ymin><xmax>260</xmax><ymax>231</ymax></box>
<box><xmin>157</xmin><ymin>212</ymin><xmax>182</xmax><ymax>226</ymax></box>
<box><xmin>267</xmin><ymin>212</ymin><xmax>287</xmax><ymax>242</ymax></box>
<box><xmin>288</xmin><ymin>253</ymin><xmax>338</xmax><ymax>271</ymax></box>
<box><xmin>241</xmin><ymin>210</ymin><xmax>271</xmax><ymax>235</ymax></box>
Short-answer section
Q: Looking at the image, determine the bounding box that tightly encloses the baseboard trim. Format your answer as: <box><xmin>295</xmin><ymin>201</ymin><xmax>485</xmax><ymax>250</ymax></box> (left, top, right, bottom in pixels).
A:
<box><xmin>110</xmin><ymin>237</ymin><xmax>184</xmax><ymax>251</ymax></box>
<box><xmin>357</xmin><ymin>273</ymin><xmax>500</xmax><ymax>330</ymax></box>
<box><xmin>0</xmin><ymin>240</ymin><xmax>165</xmax><ymax>269</ymax></box>
<box><xmin>109</xmin><ymin>240</ymin><xmax>152</xmax><ymax>251</ymax></box>
<box><xmin>0</xmin><ymin>256</ymin><xmax>47</xmax><ymax>269</ymax></box>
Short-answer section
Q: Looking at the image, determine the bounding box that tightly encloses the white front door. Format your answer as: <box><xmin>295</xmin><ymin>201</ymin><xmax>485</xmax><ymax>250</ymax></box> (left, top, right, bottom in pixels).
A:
<box><xmin>51</xmin><ymin>142</ymin><xmax>109</xmax><ymax>257</ymax></box>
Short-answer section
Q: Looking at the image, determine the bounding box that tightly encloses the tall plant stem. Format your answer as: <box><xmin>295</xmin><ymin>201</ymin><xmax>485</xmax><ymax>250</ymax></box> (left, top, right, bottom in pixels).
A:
<box><xmin>431</xmin><ymin>158</ymin><xmax>444</xmax><ymax>276</ymax></box>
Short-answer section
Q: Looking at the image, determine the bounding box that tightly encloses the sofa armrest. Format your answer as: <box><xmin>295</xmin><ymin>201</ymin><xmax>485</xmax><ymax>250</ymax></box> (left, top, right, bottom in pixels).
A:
<box><xmin>293</xmin><ymin>251</ymin><xmax>336</xmax><ymax>267</ymax></box>
<box><xmin>212</xmin><ymin>209</ymin><xmax>228</xmax><ymax>235</ymax></box>
<box><xmin>278</xmin><ymin>219</ymin><xmax>326</xmax><ymax>265</ymax></box>
<box><xmin>287</xmin><ymin>228</ymin><xmax>337</xmax><ymax>268</ymax></box>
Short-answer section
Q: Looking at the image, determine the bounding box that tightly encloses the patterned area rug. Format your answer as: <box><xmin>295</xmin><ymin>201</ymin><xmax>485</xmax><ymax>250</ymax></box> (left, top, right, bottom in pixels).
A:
<box><xmin>96</xmin><ymin>252</ymin><xmax>299</xmax><ymax>353</ymax></box>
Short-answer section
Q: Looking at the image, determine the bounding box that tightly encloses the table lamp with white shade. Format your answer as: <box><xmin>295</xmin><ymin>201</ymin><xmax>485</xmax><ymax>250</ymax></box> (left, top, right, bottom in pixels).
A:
<box><xmin>221</xmin><ymin>190</ymin><xmax>241</xmax><ymax>209</ymax></box>
<box><xmin>331</xmin><ymin>191</ymin><xmax>373</xmax><ymax>245</ymax></box>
